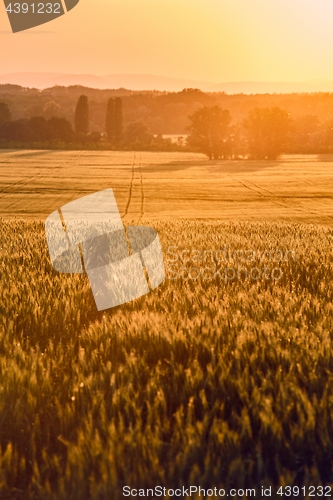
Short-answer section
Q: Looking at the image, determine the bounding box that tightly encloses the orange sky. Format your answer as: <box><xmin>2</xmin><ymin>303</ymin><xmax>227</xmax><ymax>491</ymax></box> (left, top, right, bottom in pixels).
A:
<box><xmin>1</xmin><ymin>0</ymin><xmax>333</xmax><ymax>82</ymax></box>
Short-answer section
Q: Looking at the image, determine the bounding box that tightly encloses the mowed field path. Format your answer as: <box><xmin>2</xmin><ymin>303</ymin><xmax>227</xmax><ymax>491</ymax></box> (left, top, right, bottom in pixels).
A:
<box><xmin>0</xmin><ymin>150</ymin><xmax>333</xmax><ymax>224</ymax></box>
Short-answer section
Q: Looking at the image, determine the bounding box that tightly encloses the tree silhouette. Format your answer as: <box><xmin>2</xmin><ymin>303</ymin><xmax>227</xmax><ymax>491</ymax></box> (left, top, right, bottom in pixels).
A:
<box><xmin>29</xmin><ymin>116</ymin><xmax>49</xmax><ymax>141</ymax></box>
<box><xmin>0</xmin><ymin>116</ymin><xmax>73</xmax><ymax>143</ymax></box>
<box><xmin>47</xmin><ymin>117</ymin><xmax>73</xmax><ymax>142</ymax></box>
<box><xmin>74</xmin><ymin>95</ymin><xmax>89</xmax><ymax>134</ymax></box>
<box><xmin>114</xmin><ymin>97</ymin><xmax>123</xmax><ymax>144</ymax></box>
<box><xmin>187</xmin><ymin>106</ymin><xmax>232</xmax><ymax>160</ymax></box>
<box><xmin>243</xmin><ymin>107</ymin><xmax>290</xmax><ymax>160</ymax></box>
<box><xmin>105</xmin><ymin>97</ymin><xmax>123</xmax><ymax>144</ymax></box>
<box><xmin>43</xmin><ymin>100</ymin><xmax>61</xmax><ymax>119</ymax></box>
<box><xmin>0</xmin><ymin>102</ymin><xmax>11</xmax><ymax>126</ymax></box>
<box><xmin>105</xmin><ymin>98</ymin><xmax>115</xmax><ymax>142</ymax></box>
<box><xmin>124</xmin><ymin>121</ymin><xmax>153</xmax><ymax>146</ymax></box>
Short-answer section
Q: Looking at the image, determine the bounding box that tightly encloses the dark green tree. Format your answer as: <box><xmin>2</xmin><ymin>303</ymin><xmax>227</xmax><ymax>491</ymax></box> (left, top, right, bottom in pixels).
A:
<box><xmin>105</xmin><ymin>97</ymin><xmax>123</xmax><ymax>143</ymax></box>
<box><xmin>74</xmin><ymin>95</ymin><xmax>89</xmax><ymax>134</ymax></box>
<box><xmin>0</xmin><ymin>102</ymin><xmax>11</xmax><ymax>126</ymax></box>
<box><xmin>187</xmin><ymin>106</ymin><xmax>232</xmax><ymax>160</ymax></box>
<box><xmin>243</xmin><ymin>107</ymin><xmax>291</xmax><ymax>160</ymax></box>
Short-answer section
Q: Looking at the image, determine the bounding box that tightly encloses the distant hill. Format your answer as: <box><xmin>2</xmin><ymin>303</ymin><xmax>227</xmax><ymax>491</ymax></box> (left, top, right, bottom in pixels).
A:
<box><xmin>0</xmin><ymin>72</ymin><xmax>214</xmax><ymax>92</ymax></box>
<box><xmin>1</xmin><ymin>73</ymin><xmax>333</xmax><ymax>94</ymax></box>
<box><xmin>209</xmin><ymin>81</ymin><xmax>333</xmax><ymax>94</ymax></box>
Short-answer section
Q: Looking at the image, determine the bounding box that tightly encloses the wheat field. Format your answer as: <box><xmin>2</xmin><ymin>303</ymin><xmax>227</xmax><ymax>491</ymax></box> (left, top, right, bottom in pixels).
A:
<box><xmin>1</xmin><ymin>150</ymin><xmax>333</xmax><ymax>223</ymax></box>
<box><xmin>1</xmin><ymin>151</ymin><xmax>333</xmax><ymax>499</ymax></box>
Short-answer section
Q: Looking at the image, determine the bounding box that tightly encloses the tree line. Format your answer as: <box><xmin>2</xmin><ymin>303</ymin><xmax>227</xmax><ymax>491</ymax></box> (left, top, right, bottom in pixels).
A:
<box><xmin>1</xmin><ymin>93</ymin><xmax>333</xmax><ymax>159</ymax></box>
<box><xmin>0</xmin><ymin>96</ymin><xmax>176</xmax><ymax>151</ymax></box>
<box><xmin>3</xmin><ymin>84</ymin><xmax>333</xmax><ymax>138</ymax></box>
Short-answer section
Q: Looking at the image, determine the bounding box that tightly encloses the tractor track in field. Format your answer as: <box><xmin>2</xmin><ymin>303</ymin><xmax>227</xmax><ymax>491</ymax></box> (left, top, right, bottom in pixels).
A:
<box><xmin>240</xmin><ymin>178</ymin><xmax>333</xmax><ymax>222</ymax></box>
<box><xmin>207</xmin><ymin>164</ymin><xmax>333</xmax><ymax>223</ymax></box>
<box><xmin>122</xmin><ymin>153</ymin><xmax>136</xmax><ymax>220</ymax></box>
<box><xmin>206</xmin><ymin>164</ymin><xmax>293</xmax><ymax>211</ymax></box>
<box><xmin>137</xmin><ymin>154</ymin><xmax>145</xmax><ymax>224</ymax></box>
<box><xmin>122</xmin><ymin>153</ymin><xmax>145</xmax><ymax>224</ymax></box>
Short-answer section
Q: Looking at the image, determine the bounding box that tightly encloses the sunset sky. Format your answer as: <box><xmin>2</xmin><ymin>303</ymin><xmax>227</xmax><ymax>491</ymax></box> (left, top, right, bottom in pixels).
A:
<box><xmin>1</xmin><ymin>0</ymin><xmax>333</xmax><ymax>83</ymax></box>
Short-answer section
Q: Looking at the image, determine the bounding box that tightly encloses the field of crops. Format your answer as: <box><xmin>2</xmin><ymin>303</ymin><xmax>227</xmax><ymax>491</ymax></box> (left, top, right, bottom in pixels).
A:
<box><xmin>1</xmin><ymin>219</ymin><xmax>333</xmax><ymax>498</ymax></box>
<box><xmin>1</xmin><ymin>151</ymin><xmax>333</xmax><ymax>498</ymax></box>
<box><xmin>1</xmin><ymin>150</ymin><xmax>333</xmax><ymax>223</ymax></box>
